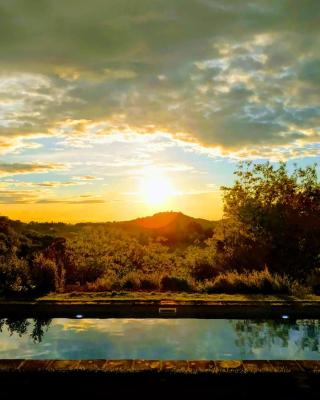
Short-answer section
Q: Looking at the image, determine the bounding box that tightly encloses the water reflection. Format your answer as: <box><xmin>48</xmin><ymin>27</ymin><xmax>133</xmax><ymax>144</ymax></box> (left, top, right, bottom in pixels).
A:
<box><xmin>232</xmin><ymin>320</ymin><xmax>320</xmax><ymax>358</ymax></box>
<box><xmin>0</xmin><ymin>318</ymin><xmax>51</xmax><ymax>343</ymax></box>
<box><xmin>0</xmin><ymin>318</ymin><xmax>319</xmax><ymax>360</ymax></box>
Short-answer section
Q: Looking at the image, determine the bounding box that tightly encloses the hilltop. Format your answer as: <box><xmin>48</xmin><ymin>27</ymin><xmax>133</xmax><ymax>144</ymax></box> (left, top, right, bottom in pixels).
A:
<box><xmin>116</xmin><ymin>211</ymin><xmax>216</xmax><ymax>245</ymax></box>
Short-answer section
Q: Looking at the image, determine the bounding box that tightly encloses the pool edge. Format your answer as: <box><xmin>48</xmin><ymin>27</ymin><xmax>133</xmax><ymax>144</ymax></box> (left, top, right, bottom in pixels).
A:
<box><xmin>2</xmin><ymin>300</ymin><xmax>320</xmax><ymax>318</ymax></box>
<box><xmin>0</xmin><ymin>359</ymin><xmax>320</xmax><ymax>374</ymax></box>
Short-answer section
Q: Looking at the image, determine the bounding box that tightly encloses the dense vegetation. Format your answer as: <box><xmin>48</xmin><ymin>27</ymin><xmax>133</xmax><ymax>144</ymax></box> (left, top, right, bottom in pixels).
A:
<box><xmin>0</xmin><ymin>162</ymin><xmax>319</xmax><ymax>297</ymax></box>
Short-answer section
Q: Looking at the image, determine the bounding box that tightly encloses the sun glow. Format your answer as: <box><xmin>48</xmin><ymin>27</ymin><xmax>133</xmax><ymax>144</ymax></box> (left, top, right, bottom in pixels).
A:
<box><xmin>140</xmin><ymin>167</ymin><xmax>173</xmax><ymax>205</ymax></box>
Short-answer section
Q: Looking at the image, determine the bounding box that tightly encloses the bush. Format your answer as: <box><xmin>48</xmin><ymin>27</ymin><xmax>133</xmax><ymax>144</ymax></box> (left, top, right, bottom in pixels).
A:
<box><xmin>140</xmin><ymin>274</ymin><xmax>160</xmax><ymax>290</ymax></box>
<box><xmin>160</xmin><ymin>275</ymin><xmax>195</xmax><ymax>292</ymax></box>
<box><xmin>186</xmin><ymin>248</ymin><xmax>218</xmax><ymax>281</ymax></box>
<box><xmin>70</xmin><ymin>258</ymin><xmax>108</xmax><ymax>285</ymax></box>
<box><xmin>203</xmin><ymin>267</ymin><xmax>296</xmax><ymax>295</ymax></box>
<box><xmin>120</xmin><ymin>272</ymin><xmax>142</xmax><ymax>290</ymax></box>
<box><xmin>31</xmin><ymin>253</ymin><xmax>58</xmax><ymax>293</ymax></box>
<box><xmin>306</xmin><ymin>270</ymin><xmax>320</xmax><ymax>295</ymax></box>
<box><xmin>86</xmin><ymin>274</ymin><xmax>116</xmax><ymax>292</ymax></box>
<box><xmin>190</xmin><ymin>260</ymin><xmax>217</xmax><ymax>281</ymax></box>
<box><xmin>0</xmin><ymin>254</ymin><xmax>31</xmax><ymax>294</ymax></box>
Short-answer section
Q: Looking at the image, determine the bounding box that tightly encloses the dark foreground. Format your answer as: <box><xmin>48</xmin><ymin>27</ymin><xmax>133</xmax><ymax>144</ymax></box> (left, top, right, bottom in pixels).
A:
<box><xmin>1</xmin><ymin>360</ymin><xmax>320</xmax><ymax>400</ymax></box>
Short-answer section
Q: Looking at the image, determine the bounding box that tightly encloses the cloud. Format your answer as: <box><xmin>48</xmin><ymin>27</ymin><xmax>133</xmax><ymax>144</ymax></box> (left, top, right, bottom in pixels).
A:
<box><xmin>0</xmin><ymin>187</ymin><xmax>105</xmax><ymax>204</ymax></box>
<box><xmin>0</xmin><ymin>162</ymin><xmax>66</xmax><ymax>176</ymax></box>
<box><xmin>37</xmin><ymin>194</ymin><xmax>105</xmax><ymax>204</ymax></box>
<box><xmin>35</xmin><ymin>181</ymin><xmax>79</xmax><ymax>187</ymax></box>
<box><xmin>0</xmin><ymin>189</ymin><xmax>40</xmax><ymax>204</ymax></box>
<box><xmin>0</xmin><ymin>1</ymin><xmax>319</xmax><ymax>159</ymax></box>
<box><xmin>0</xmin><ymin>73</ymin><xmax>79</xmax><ymax>152</ymax></box>
<box><xmin>74</xmin><ymin>175</ymin><xmax>103</xmax><ymax>181</ymax></box>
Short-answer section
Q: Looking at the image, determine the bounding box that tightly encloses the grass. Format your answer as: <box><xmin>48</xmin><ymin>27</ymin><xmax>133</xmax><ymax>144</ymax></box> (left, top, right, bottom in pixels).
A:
<box><xmin>203</xmin><ymin>268</ymin><xmax>303</xmax><ymax>295</ymax></box>
<box><xmin>64</xmin><ymin>267</ymin><xmax>310</xmax><ymax>299</ymax></box>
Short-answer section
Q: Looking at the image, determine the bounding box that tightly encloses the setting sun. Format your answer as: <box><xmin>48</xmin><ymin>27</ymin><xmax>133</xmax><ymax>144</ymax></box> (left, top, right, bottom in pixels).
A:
<box><xmin>140</xmin><ymin>167</ymin><xmax>173</xmax><ymax>205</ymax></box>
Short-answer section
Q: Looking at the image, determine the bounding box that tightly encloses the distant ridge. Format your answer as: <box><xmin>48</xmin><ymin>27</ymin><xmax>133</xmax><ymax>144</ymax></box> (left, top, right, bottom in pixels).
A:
<box><xmin>0</xmin><ymin>211</ymin><xmax>217</xmax><ymax>246</ymax></box>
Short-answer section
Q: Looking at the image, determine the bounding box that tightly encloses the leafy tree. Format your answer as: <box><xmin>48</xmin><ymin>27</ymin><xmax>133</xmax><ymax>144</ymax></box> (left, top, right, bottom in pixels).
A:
<box><xmin>221</xmin><ymin>161</ymin><xmax>320</xmax><ymax>279</ymax></box>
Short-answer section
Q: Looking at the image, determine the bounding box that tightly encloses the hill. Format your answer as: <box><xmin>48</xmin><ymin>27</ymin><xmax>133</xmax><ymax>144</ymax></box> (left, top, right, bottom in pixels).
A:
<box><xmin>116</xmin><ymin>211</ymin><xmax>216</xmax><ymax>245</ymax></box>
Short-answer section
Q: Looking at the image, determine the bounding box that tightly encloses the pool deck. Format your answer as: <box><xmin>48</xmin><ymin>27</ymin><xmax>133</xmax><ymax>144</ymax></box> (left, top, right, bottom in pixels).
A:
<box><xmin>1</xmin><ymin>359</ymin><xmax>320</xmax><ymax>399</ymax></box>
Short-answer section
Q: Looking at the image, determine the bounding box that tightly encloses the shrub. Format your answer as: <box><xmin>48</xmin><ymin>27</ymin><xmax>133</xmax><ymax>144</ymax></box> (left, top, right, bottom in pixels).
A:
<box><xmin>71</xmin><ymin>259</ymin><xmax>108</xmax><ymax>285</ymax></box>
<box><xmin>306</xmin><ymin>270</ymin><xmax>320</xmax><ymax>295</ymax></box>
<box><xmin>186</xmin><ymin>248</ymin><xmax>218</xmax><ymax>281</ymax></box>
<box><xmin>31</xmin><ymin>253</ymin><xmax>58</xmax><ymax>293</ymax></box>
<box><xmin>86</xmin><ymin>274</ymin><xmax>116</xmax><ymax>292</ymax></box>
<box><xmin>289</xmin><ymin>281</ymin><xmax>311</xmax><ymax>297</ymax></box>
<box><xmin>120</xmin><ymin>272</ymin><xmax>142</xmax><ymax>290</ymax></box>
<box><xmin>160</xmin><ymin>275</ymin><xmax>195</xmax><ymax>292</ymax></box>
<box><xmin>140</xmin><ymin>274</ymin><xmax>160</xmax><ymax>290</ymax></box>
<box><xmin>0</xmin><ymin>254</ymin><xmax>31</xmax><ymax>294</ymax></box>
<box><xmin>203</xmin><ymin>267</ymin><xmax>295</xmax><ymax>295</ymax></box>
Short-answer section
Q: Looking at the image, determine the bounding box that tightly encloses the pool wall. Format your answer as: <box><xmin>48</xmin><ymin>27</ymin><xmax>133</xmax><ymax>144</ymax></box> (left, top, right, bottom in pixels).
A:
<box><xmin>2</xmin><ymin>298</ymin><xmax>320</xmax><ymax>318</ymax></box>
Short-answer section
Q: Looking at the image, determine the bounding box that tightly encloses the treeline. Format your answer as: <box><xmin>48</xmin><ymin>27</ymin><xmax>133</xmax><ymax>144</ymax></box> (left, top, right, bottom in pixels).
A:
<box><xmin>0</xmin><ymin>162</ymin><xmax>319</xmax><ymax>297</ymax></box>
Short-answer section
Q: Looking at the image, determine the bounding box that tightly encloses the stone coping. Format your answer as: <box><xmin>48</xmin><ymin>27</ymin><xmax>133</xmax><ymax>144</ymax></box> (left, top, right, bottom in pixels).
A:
<box><xmin>0</xmin><ymin>360</ymin><xmax>319</xmax><ymax>375</ymax></box>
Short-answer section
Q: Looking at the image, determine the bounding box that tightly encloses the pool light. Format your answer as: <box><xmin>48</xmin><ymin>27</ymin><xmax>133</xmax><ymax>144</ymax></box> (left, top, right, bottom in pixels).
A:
<box><xmin>75</xmin><ymin>314</ymin><xmax>83</xmax><ymax>319</ymax></box>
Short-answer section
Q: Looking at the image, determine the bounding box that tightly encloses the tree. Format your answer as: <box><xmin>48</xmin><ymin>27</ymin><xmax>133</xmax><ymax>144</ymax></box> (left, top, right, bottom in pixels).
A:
<box><xmin>220</xmin><ymin>161</ymin><xmax>320</xmax><ymax>279</ymax></box>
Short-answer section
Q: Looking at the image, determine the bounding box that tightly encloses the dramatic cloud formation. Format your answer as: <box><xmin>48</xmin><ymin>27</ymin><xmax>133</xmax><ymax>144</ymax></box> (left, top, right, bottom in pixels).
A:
<box><xmin>0</xmin><ymin>1</ymin><xmax>318</xmax><ymax>219</ymax></box>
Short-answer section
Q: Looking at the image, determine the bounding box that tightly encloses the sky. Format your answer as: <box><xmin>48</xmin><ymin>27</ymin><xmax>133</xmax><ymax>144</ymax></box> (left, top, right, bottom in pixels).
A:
<box><xmin>0</xmin><ymin>0</ymin><xmax>319</xmax><ymax>222</ymax></box>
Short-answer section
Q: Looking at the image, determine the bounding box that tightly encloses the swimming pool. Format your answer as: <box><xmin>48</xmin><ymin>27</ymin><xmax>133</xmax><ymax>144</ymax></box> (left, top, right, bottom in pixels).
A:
<box><xmin>0</xmin><ymin>318</ymin><xmax>319</xmax><ymax>360</ymax></box>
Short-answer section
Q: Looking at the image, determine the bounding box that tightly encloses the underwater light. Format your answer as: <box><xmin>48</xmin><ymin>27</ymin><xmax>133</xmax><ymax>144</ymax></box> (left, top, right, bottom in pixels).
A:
<box><xmin>281</xmin><ymin>314</ymin><xmax>289</xmax><ymax>319</ymax></box>
<box><xmin>75</xmin><ymin>314</ymin><xmax>83</xmax><ymax>319</ymax></box>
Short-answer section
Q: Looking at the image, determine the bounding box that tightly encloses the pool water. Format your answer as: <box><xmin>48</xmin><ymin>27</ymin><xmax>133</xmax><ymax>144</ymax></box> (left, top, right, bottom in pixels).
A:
<box><xmin>0</xmin><ymin>318</ymin><xmax>319</xmax><ymax>360</ymax></box>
